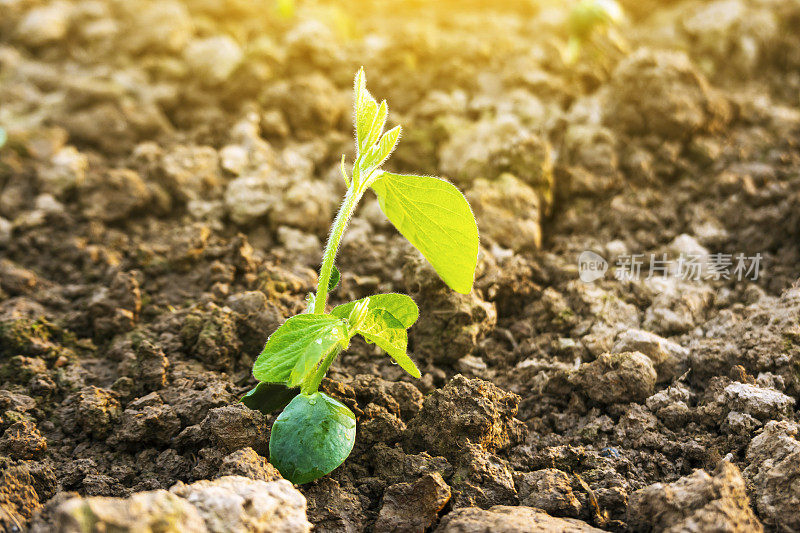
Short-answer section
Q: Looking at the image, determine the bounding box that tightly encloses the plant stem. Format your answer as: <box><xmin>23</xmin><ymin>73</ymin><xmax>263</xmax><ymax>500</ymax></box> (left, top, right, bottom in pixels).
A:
<box><xmin>314</xmin><ymin>185</ymin><xmax>362</xmax><ymax>314</ymax></box>
<box><xmin>301</xmin><ymin>346</ymin><xmax>340</xmax><ymax>395</ymax></box>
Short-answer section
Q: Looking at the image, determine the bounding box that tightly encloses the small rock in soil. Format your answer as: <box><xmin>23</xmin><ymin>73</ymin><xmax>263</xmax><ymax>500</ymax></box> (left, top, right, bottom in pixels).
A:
<box><xmin>158</xmin><ymin>144</ymin><xmax>222</xmax><ymax>202</ymax></box>
<box><xmin>88</xmin><ymin>271</ymin><xmax>142</xmax><ymax>336</ymax></box>
<box><xmin>160</xmin><ymin>380</ymin><xmax>236</xmax><ymax>427</ymax></box>
<box><xmin>449</xmin><ymin>443</ymin><xmax>517</xmax><ymax>509</ymax></box>
<box><xmin>124</xmin><ymin>1</ymin><xmax>192</xmax><ymax>54</ymax></box>
<box><xmin>50</xmin><ymin>490</ymin><xmax>206</xmax><ymax>533</ymax></box>
<box><xmin>611</xmin><ymin>329</ymin><xmax>689</xmax><ymax>383</ymax></box>
<box><xmin>722</xmin><ymin>382</ymin><xmax>795</xmax><ymax>421</ymax></box>
<box><xmin>37</xmin><ymin>146</ymin><xmax>87</xmax><ymax>197</ymax></box>
<box><xmin>0</xmin><ymin>458</ymin><xmax>54</xmax><ymax>530</ymax></box>
<box><xmin>628</xmin><ymin>462</ymin><xmax>763</xmax><ymax>532</ymax></box>
<box><xmin>514</xmin><ymin>468</ymin><xmax>582</xmax><ymax>517</ymax></box>
<box><xmin>226</xmin><ymin>291</ymin><xmax>283</xmax><ymax>355</ymax></box>
<box><xmin>374</xmin><ymin>472</ymin><xmax>451</xmax><ymax>533</ymax></box>
<box><xmin>181</xmin><ymin>303</ymin><xmax>242</xmax><ymax>372</ymax></box>
<box><xmin>170</xmin><ymin>476</ymin><xmax>311</xmax><ymax>533</ymax></box>
<box><xmin>61</xmin><ymin>386</ymin><xmax>121</xmax><ymax>439</ymax></box>
<box><xmin>128</xmin><ymin>340</ymin><xmax>169</xmax><ymax>395</ymax></box>
<box><xmin>261</xmin><ymin>74</ymin><xmax>347</xmax><ymax>140</ymax></box>
<box><xmin>569</xmin><ymin>352</ymin><xmax>657</xmax><ymax>405</ymax></box>
<box><xmin>642</xmin><ymin>277</ymin><xmax>713</xmax><ymax>336</ymax></box>
<box><xmin>743</xmin><ymin>421</ymin><xmax>800</xmax><ymax>531</ymax></box>
<box><xmin>199</xmin><ymin>404</ymin><xmax>268</xmax><ymax>455</ymax></box>
<box><xmin>438</xmin><ymin>114</ymin><xmax>552</xmax><ymax>198</ymax></box>
<box><xmin>184</xmin><ymin>36</ymin><xmax>244</xmax><ymax>85</ymax></box>
<box><xmin>435</xmin><ymin>505</ymin><xmax>606</xmax><ymax>532</ymax></box>
<box><xmin>304</xmin><ymin>478</ymin><xmax>364</xmax><ymax>533</ymax></box>
<box><xmin>0</xmin><ymin>420</ymin><xmax>47</xmax><ymax>460</ymax></box>
<box><xmin>348</xmin><ymin>374</ymin><xmax>425</xmax><ymax>421</ymax></box>
<box><xmin>217</xmin><ymin>448</ymin><xmax>281</xmax><ymax>482</ymax></box>
<box><xmin>16</xmin><ymin>2</ymin><xmax>71</xmax><ymax>46</ymax></box>
<box><xmin>108</xmin><ymin>393</ymin><xmax>181</xmax><ymax>447</ymax></box>
<box><xmin>0</xmin><ymin>260</ymin><xmax>38</xmax><ymax>296</ymax></box>
<box><xmin>404</xmin><ymin>375</ymin><xmax>525</xmax><ymax>459</ymax></box>
<box><xmin>682</xmin><ymin>0</ymin><xmax>778</xmax><ymax>75</ymax></box>
<box><xmin>645</xmin><ymin>382</ymin><xmax>693</xmax><ymax>430</ymax></box>
<box><xmin>359</xmin><ymin>403</ymin><xmax>406</xmax><ymax>447</ymax></box>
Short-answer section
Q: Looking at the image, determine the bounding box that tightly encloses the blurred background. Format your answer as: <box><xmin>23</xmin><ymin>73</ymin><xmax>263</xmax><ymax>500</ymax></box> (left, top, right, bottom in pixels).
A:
<box><xmin>1</xmin><ymin>0</ymin><xmax>798</xmax><ymax>285</ymax></box>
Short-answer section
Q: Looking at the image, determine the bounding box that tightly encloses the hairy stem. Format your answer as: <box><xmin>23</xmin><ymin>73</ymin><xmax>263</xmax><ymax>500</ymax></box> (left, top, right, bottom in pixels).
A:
<box><xmin>314</xmin><ymin>185</ymin><xmax>362</xmax><ymax>314</ymax></box>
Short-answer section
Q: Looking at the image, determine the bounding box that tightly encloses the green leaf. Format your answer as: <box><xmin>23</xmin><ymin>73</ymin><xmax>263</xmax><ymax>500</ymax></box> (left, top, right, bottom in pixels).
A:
<box><xmin>362</xmin><ymin>125</ymin><xmax>401</xmax><ymax>174</ymax></box>
<box><xmin>371</xmin><ymin>173</ymin><xmax>479</xmax><ymax>294</ymax></box>
<box><xmin>328</xmin><ymin>265</ymin><xmax>340</xmax><ymax>292</ymax></box>
<box><xmin>241</xmin><ymin>382</ymin><xmax>299</xmax><ymax>415</ymax></box>
<box><xmin>359</xmin><ymin>309</ymin><xmax>420</xmax><ymax>378</ymax></box>
<box><xmin>365</xmin><ymin>100</ymin><xmax>387</xmax><ymax>149</ymax></box>
<box><xmin>0</xmin><ymin>127</ymin><xmax>6</xmax><ymax>149</ymax></box>
<box><xmin>331</xmin><ymin>294</ymin><xmax>421</xmax><ymax>378</ymax></box>
<box><xmin>253</xmin><ymin>315</ymin><xmax>348</xmax><ymax>387</ymax></box>
<box><xmin>354</xmin><ymin>68</ymin><xmax>378</xmax><ymax>153</ymax></box>
<box><xmin>269</xmin><ymin>392</ymin><xmax>356</xmax><ymax>484</ymax></box>
<box><xmin>330</xmin><ymin>293</ymin><xmax>419</xmax><ymax>329</ymax></box>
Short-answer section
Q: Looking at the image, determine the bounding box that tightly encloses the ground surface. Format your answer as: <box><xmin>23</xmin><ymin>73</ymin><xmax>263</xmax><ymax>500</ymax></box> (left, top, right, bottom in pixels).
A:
<box><xmin>2</xmin><ymin>0</ymin><xmax>800</xmax><ymax>531</ymax></box>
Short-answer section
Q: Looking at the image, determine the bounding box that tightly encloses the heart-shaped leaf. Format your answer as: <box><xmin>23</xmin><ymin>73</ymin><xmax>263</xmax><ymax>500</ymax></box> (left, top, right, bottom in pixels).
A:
<box><xmin>253</xmin><ymin>314</ymin><xmax>348</xmax><ymax>387</ymax></box>
<box><xmin>371</xmin><ymin>172</ymin><xmax>479</xmax><ymax>294</ymax></box>
<box><xmin>269</xmin><ymin>392</ymin><xmax>356</xmax><ymax>484</ymax></box>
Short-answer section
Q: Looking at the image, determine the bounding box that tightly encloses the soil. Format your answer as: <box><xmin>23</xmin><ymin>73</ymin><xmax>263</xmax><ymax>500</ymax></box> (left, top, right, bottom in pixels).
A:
<box><xmin>2</xmin><ymin>0</ymin><xmax>800</xmax><ymax>531</ymax></box>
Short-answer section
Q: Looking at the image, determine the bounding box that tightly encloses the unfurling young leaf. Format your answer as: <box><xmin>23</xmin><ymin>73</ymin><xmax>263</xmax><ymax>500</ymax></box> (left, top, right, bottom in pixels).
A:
<box><xmin>365</xmin><ymin>100</ymin><xmax>388</xmax><ymax>149</ymax></box>
<box><xmin>354</xmin><ymin>68</ymin><xmax>379</xmax><ymax>154</ymax></box>
<box><xmin>371</xmin><ymin>172</ymin><xmax>479</xmax><ymax>294</ymax></box>
<box><xmin>253</xmin><ymin>314</ymin><xmax>348</xmax><ymax>387</ymax></box>
<box><xmin>361</xmin><ymin>125</ymin><xmax>401</xmax><ymax>175</ymax></box>
<box><xmin>355</xmin><ymin>309</ymin><xmax>420</xmax><ymax>378</ymax></box>
<box><xmin>331</xmin><ymin>294</ymin><xmax>420</xmax><ymax>378</ymax></box>
<box><xmin>331</xmin><ymin>293</ymin><xmax>419</xmax><ymax>329</ymax></box>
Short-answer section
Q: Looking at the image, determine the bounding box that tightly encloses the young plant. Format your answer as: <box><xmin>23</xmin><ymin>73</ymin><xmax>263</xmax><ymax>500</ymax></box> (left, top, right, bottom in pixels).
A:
<box><xmin>242</xmin><ymin>68</ymin><xmax>479</xmax><ymax>484</ymax></box>
<box><xmin>564</xmin><ymin>0</ymin><xmax>625</xmax><ymax>65</ymax></box>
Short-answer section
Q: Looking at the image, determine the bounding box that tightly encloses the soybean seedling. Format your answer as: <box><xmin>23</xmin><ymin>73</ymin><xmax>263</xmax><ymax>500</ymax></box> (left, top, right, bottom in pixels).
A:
<box><xmin>242</xmin><ymin>68</ymin><xmax>479</xmax><ymax>484</ymax></box>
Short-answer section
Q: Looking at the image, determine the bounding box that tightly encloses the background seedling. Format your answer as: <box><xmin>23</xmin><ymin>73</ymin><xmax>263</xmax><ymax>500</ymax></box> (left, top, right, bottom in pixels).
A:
<box><xmin>565</xmin><ymin>0</ymin><xmax>626</xmax><ymax>66</ymax></box>
<box><xmin>242</xmin><ymin>68</ymin><xmax>479</xmax><ymax>484</ymax></box>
